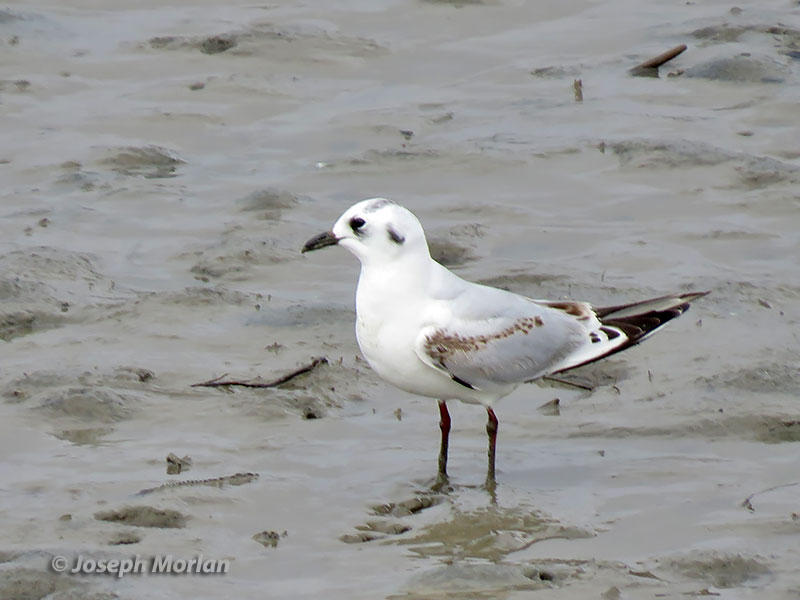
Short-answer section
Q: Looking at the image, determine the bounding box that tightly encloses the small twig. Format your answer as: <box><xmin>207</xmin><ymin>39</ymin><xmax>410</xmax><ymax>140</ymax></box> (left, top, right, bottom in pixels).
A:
<box><xmin>740</xmin><ymin>481</ymin><xmax>800</xmax><ymax>512</ymax></box>
<box><xmin>630</xmin><ymin>44</ymin><xmax>687</xmax><ymax>76</ymax></box>
<box><xmin>195</xmin><ymin>372</ymin><xmax>229</xmax><ymax>386</ymax></box>
<box><xmin>541</xmin><ymin>375</ymin><xmax>595</xmax><ymax>391</ymax></box>
<box><xmin>573</xmin><ymin>79</ymin><xmax>583</xmax><ymax>102</ymax></box>
<box><xmin>191</xmin><ymin>357</ymin><xmax>328</xmax><ymax>389</ymax></box>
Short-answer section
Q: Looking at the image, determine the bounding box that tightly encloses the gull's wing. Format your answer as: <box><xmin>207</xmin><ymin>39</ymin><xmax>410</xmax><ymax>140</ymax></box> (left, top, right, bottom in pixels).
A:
<box><xmin>413</xmin><ymin>288</ymin><xmax>624</xmax><ymax>391</ymax></box>
<box><xmin>414</xmin><ymin>289</ymin><xmax>708</xmax><ymax>391</ymax></box>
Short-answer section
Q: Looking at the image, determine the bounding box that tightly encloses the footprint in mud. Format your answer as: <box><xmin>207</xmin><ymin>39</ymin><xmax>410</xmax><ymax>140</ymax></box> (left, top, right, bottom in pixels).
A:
<box><xmin>94</xmin><ymin>506</ymin><xmax>187</xmax><ymax>528</ymax></box>
<box><xmin>109</xmin><ymin>531</ymin><xmax>143</xmax><ymax>545</ymax></box>
<box><xmin>236</xmin><ymin>187</ymin><xmax>305</xmax><ymax>220</ymax></box>
<box><xmin>371</xmin><ymin>495</ymin><xmax>441</xmax><ymax>517</ymax></box>
<box><xmin>97</xmin><ymin>145</ymin><xmax>184</xmax><ymax>179</ymax></box>
<box><xmin>340</xmin><ymin>494</ymin><xmax>442</xmax><ymax>544</ymax></box>
<box><xmin>658</xmin><ymin>551</ymin><xmax>771</xmax><ymax>589</ymax></box>
<box><xmin>5</xmin><ymin>366</ymin><xmax>157</xmax><ymax>445</ymax></box>
<box><xmin>53</xmin><ymin>426</ymin><xmax>114</xmax><ymax>446</ymax></box>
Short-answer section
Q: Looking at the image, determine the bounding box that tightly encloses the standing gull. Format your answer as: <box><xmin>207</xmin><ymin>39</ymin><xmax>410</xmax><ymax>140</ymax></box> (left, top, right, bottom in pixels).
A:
<box><xmin>302</xmin><ymin>198</ymin><xmax>708</xmax><ymax>490</ymax></box>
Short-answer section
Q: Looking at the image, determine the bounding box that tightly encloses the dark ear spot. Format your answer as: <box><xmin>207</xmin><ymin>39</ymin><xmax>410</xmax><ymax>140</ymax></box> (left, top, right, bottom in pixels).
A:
<box><xmin>387</xmin><ymin>225</ymin><xmax>405</xmax><ymax>245</ymax></box>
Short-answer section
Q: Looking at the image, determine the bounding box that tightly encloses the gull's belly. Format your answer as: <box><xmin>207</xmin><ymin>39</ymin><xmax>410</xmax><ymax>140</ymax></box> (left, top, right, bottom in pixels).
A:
<box><xmin>355</xmin><ymin>311</ymin><xmax>480</xmax><ymax>402</ymax></box>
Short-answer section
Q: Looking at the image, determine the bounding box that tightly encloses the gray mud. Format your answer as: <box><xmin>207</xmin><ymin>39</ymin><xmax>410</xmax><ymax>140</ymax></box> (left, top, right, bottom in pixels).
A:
<box><xmin>1</xmin><ymin>0</ymin><xmax>799</xmax><ymax>599</ymax></box>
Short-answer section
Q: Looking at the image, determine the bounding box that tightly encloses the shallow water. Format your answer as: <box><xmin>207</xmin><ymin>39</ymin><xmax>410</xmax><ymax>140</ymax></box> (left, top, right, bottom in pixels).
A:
<box><xmin>1</xmin><ymin>0</ymin><xmax>799</xmax><ymax>598</ymax></box>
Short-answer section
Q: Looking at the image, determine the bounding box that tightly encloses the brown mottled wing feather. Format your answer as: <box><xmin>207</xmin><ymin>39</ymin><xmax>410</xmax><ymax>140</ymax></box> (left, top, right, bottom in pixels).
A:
<box><xmin>414</xmin><ymin>307</ymin><xmax>610</xmax><ymax>392</ymax></box>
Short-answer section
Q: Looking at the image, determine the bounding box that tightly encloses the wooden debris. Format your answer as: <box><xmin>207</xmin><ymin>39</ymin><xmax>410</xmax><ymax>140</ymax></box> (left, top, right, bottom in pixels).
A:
<box><xmin>740</xmin><ymin>481</ymin><xmax>800</xmax><ymax>512</ymax></box>
<box><xmin>573</xmin><ymin>79</ymin><xmax>583</xmax><ymax>101</ymax></box>
<box><xmin>630</xmin><ymin>44</ymin><xmax>687</xmax><ymax>76</ymax></box>
<box><xmin>166</xmin><ymin>453</ymin><xmax>192</xmax><ymax>475</ymax></box>
<box><xmin>191</xmin><ymin>356</ymin><xmax>328</xmax><ymax>389</ymax></box>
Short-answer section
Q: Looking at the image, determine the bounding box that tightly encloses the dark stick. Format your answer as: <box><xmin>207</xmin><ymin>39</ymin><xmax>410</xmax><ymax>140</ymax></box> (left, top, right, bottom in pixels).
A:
<box><xmin>191</xmin><ymin>357</ymin><xmax>328</xmax><ymax>389</ymax></box>
<box><xmin>630</xmin><ymin>44</ymin><xmax>687</xmax><ymax>74</ymax></box>
<box><xmin>198</xmin><ymin>372</ymin><xmax>230</xmax><ymax>385</ymax></box>
<box><xmin>741</xmin><ymin>481</ymin><xmax>800</xmax><ymax>512</ymax></box>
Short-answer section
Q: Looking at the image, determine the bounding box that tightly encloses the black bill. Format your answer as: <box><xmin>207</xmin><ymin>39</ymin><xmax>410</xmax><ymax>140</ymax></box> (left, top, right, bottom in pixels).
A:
<box><xmin>302</xmin><ymin>231</ymin><xmax>339</xmax><ymax>253</ymax></box>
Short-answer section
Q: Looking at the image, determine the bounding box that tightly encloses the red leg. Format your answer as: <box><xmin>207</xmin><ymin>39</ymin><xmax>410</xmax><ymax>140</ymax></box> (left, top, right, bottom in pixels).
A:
<box><xmin>486</xmin><ymin>407</ymin><xmax>499</xmax><ymax>491</ymax></box>
<box><xmin>436</xmin><ymin>400</ymin><xmax>451</xmax><ymax>487</ymax></box>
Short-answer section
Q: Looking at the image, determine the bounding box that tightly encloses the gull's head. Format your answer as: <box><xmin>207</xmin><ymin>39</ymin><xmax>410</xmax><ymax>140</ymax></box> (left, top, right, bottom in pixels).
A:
<box><xmin>302</xmin><ymin>198</ymin><xmax>429</xmax><ymax>265</ymax></box>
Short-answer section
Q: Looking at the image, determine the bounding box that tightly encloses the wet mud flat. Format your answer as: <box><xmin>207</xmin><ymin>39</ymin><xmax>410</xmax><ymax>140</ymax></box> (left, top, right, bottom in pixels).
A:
<box><xmin>2</xmin><ymin>0</ymin><xmax>800</xmax><ymax>598</ymax></box>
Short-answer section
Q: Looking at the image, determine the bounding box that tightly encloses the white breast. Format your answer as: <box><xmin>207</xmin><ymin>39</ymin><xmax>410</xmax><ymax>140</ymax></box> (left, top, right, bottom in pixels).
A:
<box><xmin>354</xmin><ymin>267</ymin><xmax>499</xmax><ymax>404</ymax></box>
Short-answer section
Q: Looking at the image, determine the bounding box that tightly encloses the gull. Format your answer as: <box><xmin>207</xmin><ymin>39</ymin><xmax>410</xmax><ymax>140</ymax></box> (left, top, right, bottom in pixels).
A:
<box><xmin>302</xmin><ymin>198</ymin><xmax>708</xmax><ymax>490</ymax></box>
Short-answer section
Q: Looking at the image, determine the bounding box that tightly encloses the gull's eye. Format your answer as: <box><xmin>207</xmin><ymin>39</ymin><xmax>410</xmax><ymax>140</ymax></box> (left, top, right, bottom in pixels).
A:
<box><xmin>349</xmin><ymin>217</ymin><xmax>366</xmax><ymax>232</ymax></box>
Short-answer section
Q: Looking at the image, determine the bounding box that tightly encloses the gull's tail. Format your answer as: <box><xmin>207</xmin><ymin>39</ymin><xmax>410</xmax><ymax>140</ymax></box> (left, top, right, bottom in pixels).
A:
<box><xmin>553</xmin><ymin>290</ymin><xmax>710</xmax><ymax>374</ymax></box>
